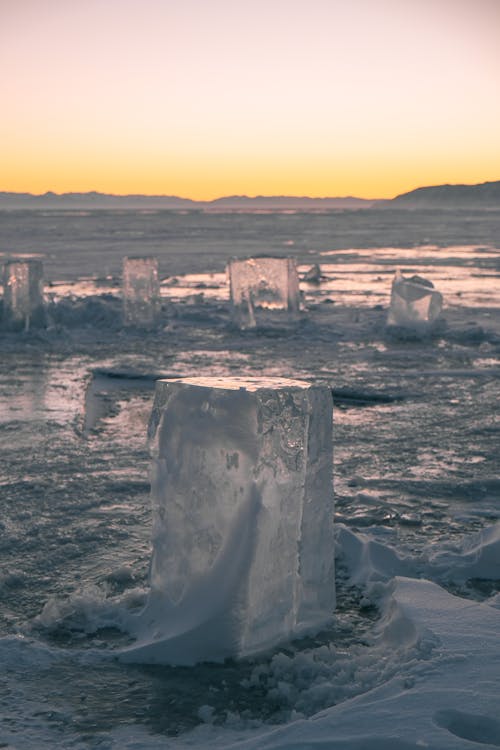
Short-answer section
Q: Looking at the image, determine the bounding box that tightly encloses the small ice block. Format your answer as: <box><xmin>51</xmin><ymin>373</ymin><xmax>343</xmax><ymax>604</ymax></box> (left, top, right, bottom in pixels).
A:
<box><xmin>303</xmin><ymin>264</ymin><xmax>323</xmax><ymax>284</ymax></box>
<box><xmin>2</xmin><ymin>259</ymin><xmax>45</xmax><ymax>330</ymax></box>
<box><xmin>228</xmin><ymin>257</ymin><xmax>300</xmax><ymax>327</ymax></box>
<box><xmin>125</xmin><ymin>376</ymin><xmax>335</xmax><ymax>665</ymax></box>
<box><xmin>122</xmin><ymin>256</ymin><xmax>160</xmax><ymax>327</ymax></box>
<box><xmin>387</xmin><ymin>270</ymin><xmax>443</xmax><ymax>328</ymax></box>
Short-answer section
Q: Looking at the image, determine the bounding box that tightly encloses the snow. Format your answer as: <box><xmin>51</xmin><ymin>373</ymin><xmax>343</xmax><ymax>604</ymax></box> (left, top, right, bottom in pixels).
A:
<box><xmin>123</xmin><ymin>376</ymin><xmax>335</xmax><ymax>665</ymax></box>
<box><xmin>103</xmin><ymin>529</ymin><xmax>500</xmax><ymax>749</ymax></box>
<box><xmin>221</xmin><ymin>576</ymin><xmax>500</xmax><ymax>750</ymax></box>
<box><xmin>335</xmin><ymin>524</ymin><xmax>416</xmax><ymax>585</ymax></box>
<box><xmin>336</xmin><ymin>522</ymin><xmax>500</xmax><ymax>587</ymax></box>
<box><xmin>429</xmin><ymin>523</ymin><xmax>500</xmax><ymax>581</ymax></box>
<box><xmin>119</xmin><ymin>522</ymin><xmax>500</xmax><ymax>746</ymax></box>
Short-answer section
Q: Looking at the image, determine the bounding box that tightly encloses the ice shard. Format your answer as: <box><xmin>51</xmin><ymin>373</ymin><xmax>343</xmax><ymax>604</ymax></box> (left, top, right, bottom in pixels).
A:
<box><xmin>387</xmin><ymin>270</ymin><xmax>443</xmax><ymax>328</ymax></box>
<box><xmin>1</xmin><ymin>259</ymin><xmax>45</xmax><ymax>331</ymax></box>
<box><xmin>303</xmin><ymin>263</ymin><xmax>323</xmax><ymax>284</ymax></box>
<box><xmin>124</xmin><ymin>376</ymin><xmax>335</xmax><ymax>665</ymax></box>
<box><xmin>122</xmin><ymin>256</ymin><xmax>161</xmax><ymax>327</ymax></box>
<box><xmin>228</xmin><ymin>257</ymin><xmax>300</xmax><ymax>328</ymax></box>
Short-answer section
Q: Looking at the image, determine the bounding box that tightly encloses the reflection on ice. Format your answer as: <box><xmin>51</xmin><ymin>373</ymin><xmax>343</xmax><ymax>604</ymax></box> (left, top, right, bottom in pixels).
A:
<box><xmin>124</xmin><ymin>376</ymin><xmax>335</xmax><ymax>665</ymax></box>
<box><xmin>315</xmin><ymin>245</ymin><xmax>500</xmax><ymax>309</ymax></box>
<box><xmin>82</xmin><ymin>369</ymin><xmax>166</xmax><ymax>434</ymax></box>
<box><xmin>0</xmin><ymin>356</ymin><xmax>85</xmax><ymax>427</ymax></box>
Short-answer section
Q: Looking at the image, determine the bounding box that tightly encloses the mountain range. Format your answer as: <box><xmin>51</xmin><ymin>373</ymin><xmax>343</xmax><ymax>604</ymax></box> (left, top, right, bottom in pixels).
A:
<box><xmin>0</xmin><ymin>181</ymin><xmax>498</xmax><ymax>210</ymax></box>
<box><xmin>390</xmin><ymin>180</ymin><xmax>500</xmax><ymax>208</ymax></box>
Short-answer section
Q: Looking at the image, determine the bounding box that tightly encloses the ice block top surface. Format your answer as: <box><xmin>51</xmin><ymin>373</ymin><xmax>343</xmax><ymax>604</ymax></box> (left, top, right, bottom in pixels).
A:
<box><xmin>230</xmin><ymin>256</ymin><xmax>293</xmax><ymax>263</ymax></box>
<box><xmin>157</xmin><ymin>376</ymin><xmax>313</xmax><ymax>392</ymax></box>
<box><xmin>4</xmin><ymin>258</ymin><xmax>43</xmax><ymax>268</ymax></box>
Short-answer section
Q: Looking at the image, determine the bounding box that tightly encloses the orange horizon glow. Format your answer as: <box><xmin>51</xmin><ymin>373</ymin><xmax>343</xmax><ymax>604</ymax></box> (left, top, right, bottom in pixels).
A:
<box><xmin>1</xmin><ymin>0</ymin><xmax>499</xmax><ymax>201</ymax></box>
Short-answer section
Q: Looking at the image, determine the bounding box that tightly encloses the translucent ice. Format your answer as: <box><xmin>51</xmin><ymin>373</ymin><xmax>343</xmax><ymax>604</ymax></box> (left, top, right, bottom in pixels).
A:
<box><xmin>387</xmin><ymin>270</ymin><xmax>443</xmax><ymax>328</ymax></box>
<box><xmin>82</xmin><ymin>369</ymin><xmax>156</xmax><ymax>434</ymax></box>
<box><xmin>122</xmin><ymin>256</ymin><xmax>160</xmax><ymax>327</ymax></box>
<box><xmin>1</xmin><ymin>259</ymin><xmax>45</xmax><ymax>330</ymax></box>
<box><xmin>228</xmin><ymin>257</ymin><xmax>300</xmax><ymax>327</ymax></box>
<box><xmin>123</xmin><ymin>376</ymin><xmax>335</xmax><ymax>665</ymax></box>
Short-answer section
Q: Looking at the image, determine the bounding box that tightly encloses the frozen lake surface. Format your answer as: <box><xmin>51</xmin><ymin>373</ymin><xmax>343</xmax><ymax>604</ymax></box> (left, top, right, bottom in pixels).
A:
<box><xmin>0</xmin><ymin>208</ymin><xmax>500</xmax><ymax>749</ymax></box>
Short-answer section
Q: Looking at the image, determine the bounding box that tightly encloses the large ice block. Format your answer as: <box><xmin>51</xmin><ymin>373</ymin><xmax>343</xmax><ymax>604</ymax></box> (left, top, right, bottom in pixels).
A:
<box><xmin>2</xmin><ymin>259</ymin><xmax>45</xmax><ymax>330</ymax></box>
<box><xmin>124</xmin><ymin>376</ymin><xmax>335</xmax><ymax>665</ymax></box>
<box><xmin>228</xmin><ymin>257</ymin><xmax>300</xmax><ymax>328</ymax></box>
<box><xmin>387</xmin><ymin>270</ymin><xmax>443</xmax><ymax>328</ymax></box>
<box><xmin>122</xmin><ymin>256</ymin><xmax>161</xmax><ymax>327</ymax></box>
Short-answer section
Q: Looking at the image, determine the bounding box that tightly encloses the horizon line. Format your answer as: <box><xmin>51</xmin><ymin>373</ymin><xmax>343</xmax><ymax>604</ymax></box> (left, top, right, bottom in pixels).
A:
<box><xmin>0</xmin><ymin>190</ymin><xmax>374</xmax><ymax>201</ymax></box>
<box><xmin>1</xmin><ymin>178</ymin><xmax>499</xmax><ymax>203</ymax></box>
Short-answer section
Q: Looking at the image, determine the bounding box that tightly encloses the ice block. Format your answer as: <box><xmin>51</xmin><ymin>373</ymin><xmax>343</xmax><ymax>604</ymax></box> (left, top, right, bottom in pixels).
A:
<box><xmin>2</xmin><ymin>259</ymin><xmax>45</xmax><ymax>330</ymax></box>
<box><xmin>228</xmin><ymin>257</ymin><xmax>300</xmax><ymax>328</ymax></box>
<box><xmin>387</xmin><ymin>270</ymin><xmax>443</xmax><ymax>328</ymax></box>
<box><xmin>122</xmin><ymin>256</ymin><xmax>161</xmax><ymax>327</ymax></box>
<box><xmin>124</xmin><ymin>376</ymin><xmax>335</xmax><ymax>665</ymax></box>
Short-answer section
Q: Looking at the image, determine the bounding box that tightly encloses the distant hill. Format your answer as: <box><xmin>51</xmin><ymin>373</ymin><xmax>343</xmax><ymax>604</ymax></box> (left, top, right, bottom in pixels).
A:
<box><xmin>0</xmin><ymin>191</ymin><xmax>197</xmax><ymax>210</ymax></box>
<box><xmin>0</xmin><ymin>191</ymin><xmax>372</xmax><ymax>211</ymax></box>
<box><xmin>387</xmin><ymin>181</ymin><xmax>500</xmax><ymax>209</ymax></box>
<box><xmin>1</xmin><ymin>182</ymin><xmax>499</xmax><ymax>210</ymax></box>
<box><xmin>205</xmin><ymin>195</ymin><xmax>371</xmax><ymax>210</ymax></box>
<box><xmin>0</xmin><ymin>192</ymin><xmax>373</xmax><ymax>211</ymax></box>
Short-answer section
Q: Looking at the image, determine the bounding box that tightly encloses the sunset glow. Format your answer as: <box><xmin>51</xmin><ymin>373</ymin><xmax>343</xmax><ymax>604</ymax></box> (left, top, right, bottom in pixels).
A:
<box><xmin>1</xmin><ymin>0</ymin><xmax>499</xmax><ymax>199</ymax></box>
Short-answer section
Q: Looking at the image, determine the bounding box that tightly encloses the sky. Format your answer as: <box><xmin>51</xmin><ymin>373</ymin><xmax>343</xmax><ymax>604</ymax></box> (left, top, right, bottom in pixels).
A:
<box><xmin>1</xmin><ymin>0</ymin><xmax>499</xmax><ymax>199</ymax></box>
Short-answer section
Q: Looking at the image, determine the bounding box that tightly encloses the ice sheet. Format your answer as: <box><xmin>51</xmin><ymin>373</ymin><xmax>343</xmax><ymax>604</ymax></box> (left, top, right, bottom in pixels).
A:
<box><xmin>1</xmin><ymin>213</ymin><xmax>499</xmax><ymax>749</ymax></box>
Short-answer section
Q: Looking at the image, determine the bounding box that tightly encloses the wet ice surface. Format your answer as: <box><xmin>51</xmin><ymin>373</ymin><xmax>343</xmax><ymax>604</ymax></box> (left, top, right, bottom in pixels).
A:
<box><xmin>0</xmin><ymin>210</ymin><xmax>500</xmax><ymax>748</ymax></box>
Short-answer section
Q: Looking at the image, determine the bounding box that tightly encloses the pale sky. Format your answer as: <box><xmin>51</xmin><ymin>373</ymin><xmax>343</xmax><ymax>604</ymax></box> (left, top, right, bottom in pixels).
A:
<box><xmin>1</xmin><ymin>0</ymin><xmax>499</xmax><ymax>198</ymax></box>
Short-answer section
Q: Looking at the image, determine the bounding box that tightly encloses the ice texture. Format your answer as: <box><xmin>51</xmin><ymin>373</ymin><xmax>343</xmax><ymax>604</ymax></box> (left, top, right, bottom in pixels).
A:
<box><xmin>122</xmin><ymin>256</ymin><xmax>160</xmax><ymax>327</ymax></box>
<box><xmin>1</xmin><ymin>259</ymin><xmax>45</xmax><ymax>330</ymax></box>
<box><xmin>387</xmin><ymin>270</ymin><xmax>443</xmax><ymax>328</ymax></box>
<box><xmin>124</xmin><ymin>376</ymin><xmax>335</xmax><ymax>665</ymax></box>
<box><xmin>228</xmin><ymin>257</ymin><xmax>300</xmax><ymax>327</ymax></box>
